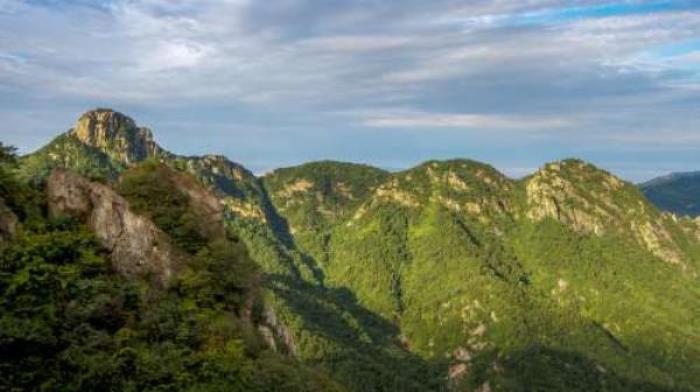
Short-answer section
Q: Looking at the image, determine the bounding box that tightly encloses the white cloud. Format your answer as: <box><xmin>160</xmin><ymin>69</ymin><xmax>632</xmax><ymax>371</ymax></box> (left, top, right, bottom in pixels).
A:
<box><xmin>1</xmin><ymin>0</ymin><xmax>700</xmax><ymax>182</ymax></box>
<box><xmin>1</xmin><ymin>1</ymin><xmax>698</xmax><ymax>107</ymax></box>
<box><xmin>137</xmin><ymin>40</ymin><xmax>215</xmax><ymax>72</ymax></box>
<box><xmin>299</xmin><ymin>35</ymin><xmax>415</xmax><ymax>52</ymax></box>
<box><xmin>363</xmin><ymin>111</ymin><xmax>571</xmax><ymax>129</ymax></box>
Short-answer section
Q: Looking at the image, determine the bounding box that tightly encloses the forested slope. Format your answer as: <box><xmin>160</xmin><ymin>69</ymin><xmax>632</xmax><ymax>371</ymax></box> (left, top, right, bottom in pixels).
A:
<box><xmin>5</xmin><ymin>109</ymin><xmax>700</xmax><ymax>391</ymax></box>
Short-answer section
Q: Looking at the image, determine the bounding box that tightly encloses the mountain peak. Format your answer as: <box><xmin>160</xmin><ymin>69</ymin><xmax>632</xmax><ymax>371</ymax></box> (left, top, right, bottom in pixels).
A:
<box><xmin>73</xmin><ymin>109</ymin><xmax>138</xmax><ymax>142</ymax></box>
<box><xmin>69</xmin><ymin>109</ymin><xmax>162</xmax><ymax>164</ymax></box>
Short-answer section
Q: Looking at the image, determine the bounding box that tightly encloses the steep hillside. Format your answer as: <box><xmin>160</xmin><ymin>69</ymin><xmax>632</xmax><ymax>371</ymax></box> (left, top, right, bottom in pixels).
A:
<box><xmin>266</xmin><ymin>158</ymin><xmax>700</xmax><ymax>391</ymax></box>
<box><xmin>16</xmin><ymin>110</ymin><xmax>444</xmax><ymax>391</ymax></box>
<box><xmin>526</xmin><ymin>160</ymin><xmax>698</xmax><ymax>269</ymax></box>
<box><xmin>0</xmin><ymin>152</ymin><xmax>344</xmax><ymax>391</ymax></box>
<box><xmin>263</xmin><ymin>161</ymin><xmax>390</xmax><ymax>265</ymax></box>
<box><xmin>641</xmin><ymin>171</ymin><xmax>700</xmax><ymax>217</ymax></box>
<box><xmin>9</xmin><ymin>109</ymin><xmax>700</xmax><ymax>391</ymax></box>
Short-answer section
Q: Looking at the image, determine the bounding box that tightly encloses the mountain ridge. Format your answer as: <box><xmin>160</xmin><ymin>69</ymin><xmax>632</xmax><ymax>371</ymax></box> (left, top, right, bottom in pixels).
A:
<box><xmin>641</xmin><ymin>171</ymin><xmax>700</xmax><ymax>218</ymax></box>
<box><xmin>640</xmin><ymin>171</ymin><xmax>700</xmax><ymax>187</ymax></box>
<box><xmin>8</xmin><ymin>108</ymin><xmax>700</xmax><ymax>391</ymax></box>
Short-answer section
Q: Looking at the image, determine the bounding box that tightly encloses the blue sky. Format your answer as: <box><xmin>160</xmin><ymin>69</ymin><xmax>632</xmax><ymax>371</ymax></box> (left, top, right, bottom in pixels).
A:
<box><xmin>1</xmin><ymin>0</ymin><xmax>700</xmax><ymax>181</ymax></box>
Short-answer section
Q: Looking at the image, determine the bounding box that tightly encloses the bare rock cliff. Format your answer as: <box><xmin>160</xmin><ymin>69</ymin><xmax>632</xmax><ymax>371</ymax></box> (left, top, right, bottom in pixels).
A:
<box><xmin>70</xmin><ymin>109</ymin><xmax>164</xmax><ymax>165</ymax></box>
<box><xmin>48</xmin><ymin>169</ymin><xmax>185</xmax><ymax>286</ymax></box>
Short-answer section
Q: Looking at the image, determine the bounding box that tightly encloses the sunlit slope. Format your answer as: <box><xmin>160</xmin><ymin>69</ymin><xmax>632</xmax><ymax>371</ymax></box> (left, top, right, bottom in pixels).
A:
<box><xmin>19</xmin><ymin>109</ymin><xmax>700</xmax><ymax>390</ymax></box>
<box><xmin>266</xmin><ymin>158</ymin><xmax>700</xmax><ymax>390</ymax></box>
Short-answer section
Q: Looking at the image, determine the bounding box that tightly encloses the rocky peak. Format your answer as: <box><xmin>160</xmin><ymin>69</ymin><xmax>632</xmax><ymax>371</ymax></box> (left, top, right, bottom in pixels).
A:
<box><xmin>525</xmin><ymin>159</ymin><xmax>687</xmax><ymax>266</ymax></box>
<box><xmin>70</xmin><ymin>109</ymin><xmax>164</xmax><ymax>165</ymax></box>
<box><xmin>525</xmin><ymin>160</ymin><xmax>626</xmax><ymax>231</ymax></box>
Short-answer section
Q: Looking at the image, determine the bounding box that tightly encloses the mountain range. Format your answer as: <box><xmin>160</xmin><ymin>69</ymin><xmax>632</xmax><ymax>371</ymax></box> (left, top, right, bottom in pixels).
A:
<box><xmin>1</xmin><ymin>109</ymin><xmax>699</xmax><ymax>391</ymax></box>
<box><xmin>641</xmin><ymin>172</ymin><xmax>700</xmax><ymax>218</ymax></box>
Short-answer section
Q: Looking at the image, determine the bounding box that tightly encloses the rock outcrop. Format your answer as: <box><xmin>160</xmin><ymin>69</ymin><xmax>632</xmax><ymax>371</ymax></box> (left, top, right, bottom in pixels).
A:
<box><xmin>48</xmin><ymin>169</ymin><xmax>185</xmax><ymax>287</ymax></box>
<box><xmin>70</xmin><ymin>109</ymin><xmax>165</xmax><ymax>164</ymax></box>
<box><xmin>0</xmin><ymin>197</ymin><xmax>18</xmax><ymax>244</ymax></box>
<box><xmin>259</xmin><ymin>307</ymin><xmax>299</xmax><ymax>356</ymax></box>
<box><xmin>525</xmin><ymin>160</ymin><xmax>684</xmax><ymax>266</ymax></box>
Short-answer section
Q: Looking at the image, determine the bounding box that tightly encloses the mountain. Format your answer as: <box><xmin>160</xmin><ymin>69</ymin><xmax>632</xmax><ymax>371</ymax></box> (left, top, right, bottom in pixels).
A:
<box><xmin>265</xmin><ymin>158</ymin><xmax>700</xmax><ymax>390</ymax></box>
<box><xmin>640</xmin><ymin>171</ymin><xmax>700</xmax><ymax>217</ymax></box>
<box><xmin>14</xmin><ymin>110</ymin><xmax>441</xmax><ymax>391</ymax></box>
<box><xmin>1</xmin><ymin>148</ymin><xmax>344</xmax><ymax>390</ymax></box>
<box><xmin>4</xmin><ymin>109</ymin><xmax>700</xmax><ymax>391</ymax></box>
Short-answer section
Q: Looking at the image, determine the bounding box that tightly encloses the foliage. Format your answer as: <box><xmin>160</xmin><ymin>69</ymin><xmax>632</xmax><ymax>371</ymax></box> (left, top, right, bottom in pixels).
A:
<box><xmin>17</xmin><ymin>133</ymin><xmax>123</xmax><ymax>187</ymax></box>
<box><xmin>0</xmin><ymin>142</ymin><xmax>20</xmax><ymax>204</ymax></box>
<box><xmin>116</xmin><ymin>161</ymin><xmax>209</xmax><ymax>253</ymax></box>
<box><xmin>14</xmin><ymin>121</ymin><xmax>700</xmax><ymax>391</ymax></box>
<box><xmin>0</xmin><ymin>142</ymin><xmax>42</xmax><ymax>220</ymax></box>
<box><xmin>0</xmin><ymin>159</ymin><xmax>343</xmax><ymax>391</ymax></box>
<box><xmin>266</xmin><ymin>159</ymin><xmax>700</xmax><ymax>391</ymax></box>
<box><xmin>0</xmin><ymin>219</ymin><xmax>342</xmax><ymax>391</ymax></box>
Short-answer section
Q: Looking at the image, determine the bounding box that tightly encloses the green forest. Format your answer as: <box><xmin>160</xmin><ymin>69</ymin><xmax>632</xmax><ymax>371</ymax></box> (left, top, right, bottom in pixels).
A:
<box><xmin>0</xmin><ymin>147</ymin><xmax>342</xmax><ymax>391</ymax></box>
<box><xmin>2</xmin><ymin>110</ymin><xmax>700</xmax><ymax>391</ymax></box>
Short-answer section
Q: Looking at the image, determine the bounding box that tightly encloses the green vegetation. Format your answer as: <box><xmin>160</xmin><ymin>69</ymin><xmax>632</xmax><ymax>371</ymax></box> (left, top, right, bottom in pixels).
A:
<box><xmin>266</xmin><ymin>159</ymin><xmax>700</xmax><ymax>391</ymax></box>
<box><xmin>0</xmin><ymin>143</ymin><xmax>25</xmax><ymax>213</ymax></box>
<box><xmin>0</xmin><ymin>157</ymin><xmax>343</xmax><ymax>391</ymax></box>
<box><xmin>18</xmin><ymin>133</ymin><xmax>124</xmax><ymax>186</ymax></box>
<box><xmin>116</xmin><ymin>162</ymin><xmax>210</xmax><ymax>253</ymax></box>
<box><xmin>8</xmin><ymin>111</ymin><xmax>700</xmax><ymax>391</ymax></box>
<box><xmin>0</xmin><ymin>142</ymin><xmax>42</xmax><ymax>223</ymax></box>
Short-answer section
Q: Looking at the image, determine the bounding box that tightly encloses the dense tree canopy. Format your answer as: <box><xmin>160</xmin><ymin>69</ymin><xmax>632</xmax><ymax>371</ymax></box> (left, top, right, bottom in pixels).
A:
<box><xmin>0</xmin><ymin>158</ymin><xmax>343</xmax><ymax>391</ymax></box>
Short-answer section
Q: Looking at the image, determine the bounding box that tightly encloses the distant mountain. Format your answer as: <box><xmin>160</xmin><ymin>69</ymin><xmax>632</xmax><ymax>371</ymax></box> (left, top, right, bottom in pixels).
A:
<box><xmin>640</xmin><ymin>172</ymin><xmax>700</xmax><ymax>217</ymax></box>
<box><xmin>3</xmin><ymin>109</ymin><xmax>700</xmax><ymax>391</ymax></box>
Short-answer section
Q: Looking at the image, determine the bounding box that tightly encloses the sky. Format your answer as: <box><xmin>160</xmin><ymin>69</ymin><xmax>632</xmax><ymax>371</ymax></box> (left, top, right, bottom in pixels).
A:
<box><xmin>1</xmin><ymin>0</ymin><xmax>700</xmax><ymax>182</ymax></box>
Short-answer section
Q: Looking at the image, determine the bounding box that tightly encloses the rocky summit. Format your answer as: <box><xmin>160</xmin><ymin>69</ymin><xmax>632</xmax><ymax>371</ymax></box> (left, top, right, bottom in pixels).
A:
<box><xmin>71</xmin><ymin>109</ymin><xmax>164</xmax><ymax>164</ymax></box>
<box><xmin>1</xmin><ymin>109</ymin><xmax>700</xmax><ymax>392</ymax></box>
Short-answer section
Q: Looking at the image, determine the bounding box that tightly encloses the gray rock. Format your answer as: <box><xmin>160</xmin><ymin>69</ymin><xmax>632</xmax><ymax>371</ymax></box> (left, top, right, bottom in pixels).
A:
<box><xmin>70</xmin><ymin>109</ymin><xmax>165</xmax><ymax>165</ymax></box>
<box><xmin>48</xmin><ymin>169</ymin><xmax>185</xmax><ymax>287</ymax></box>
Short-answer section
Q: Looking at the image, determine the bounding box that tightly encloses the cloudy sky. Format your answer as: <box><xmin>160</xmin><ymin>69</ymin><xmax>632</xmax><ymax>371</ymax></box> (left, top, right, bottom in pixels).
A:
<box><xmin>1</xmin><ymin>0</ymin><xmax>699</xmax><ymax>181</ymax></box>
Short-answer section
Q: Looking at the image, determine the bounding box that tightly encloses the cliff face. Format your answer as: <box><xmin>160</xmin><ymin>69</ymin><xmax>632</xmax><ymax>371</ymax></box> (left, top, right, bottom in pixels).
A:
<box><xmin>47</xmin><ymin>169</ymin><xmax>185</xmax><ymax>287</ymax></box>
<box><xmin>70</xmin><ymin>109</ymin><xmax>164</xmax><ymax>164</ymax></box>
